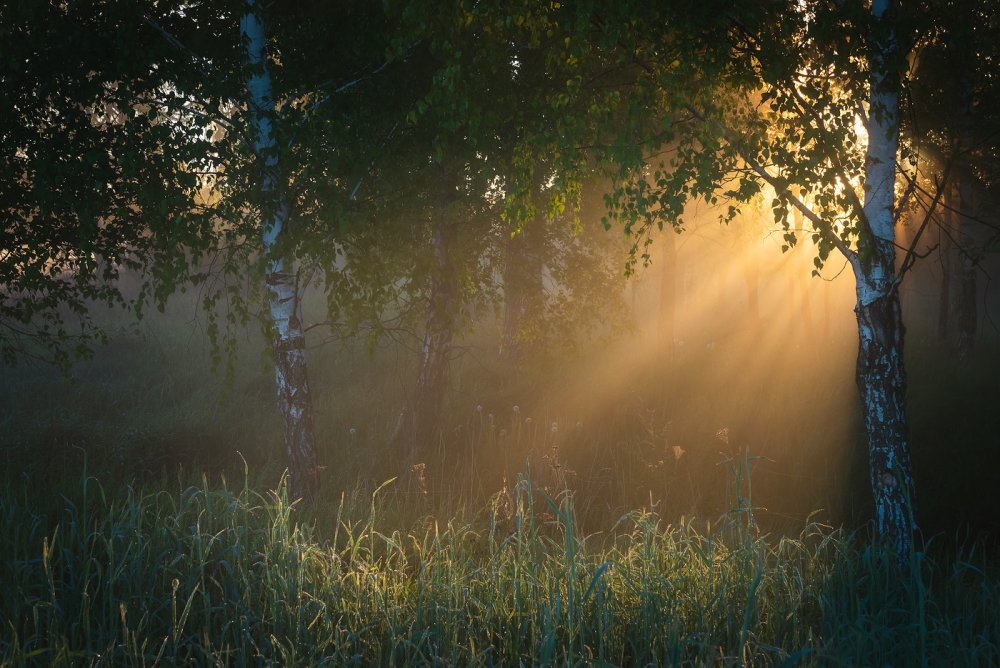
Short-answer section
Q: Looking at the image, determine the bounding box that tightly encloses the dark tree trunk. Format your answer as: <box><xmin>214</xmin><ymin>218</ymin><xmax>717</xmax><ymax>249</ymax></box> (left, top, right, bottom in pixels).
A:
<box><xmin>937</xmin><ymin>197</ymin><xmax>954</xmax><ymax>342</ymax></box>
<box><xmin>792</xmin><ymin>207</ymin><xmax>813</xmax><ymax>336</ymax></box>
<box><xmin>501</xmin><ymin>216</ymin><xmax>544</xmax><ymax>361</ymax></box>
<box><xmin>953</xmin><ymin>181</ymin><xmax>977</xmax><ymax>360</ymax></box>
<box><xmin>954</xmin><ymin>252</ymin><xmax>977</xmax><ymax>361</ymax></box>
<box><xmin>937</xmin><ymin>182</ymin><xmax>978</xmax><ymax>360</ymax></box>
<box><xmin>823</xmin><ymin>275</ymin><xmax>832</xmax><ymax>342</ymax></box>
<box><xmin>658</xmin><ymin>228</ymin><xmax>676</xmax><ymax>364</ymax></box>
<box><xmin>405</xmin><ymin>222</ymin><xmax>456</xmax><ymax>460</ymax></box>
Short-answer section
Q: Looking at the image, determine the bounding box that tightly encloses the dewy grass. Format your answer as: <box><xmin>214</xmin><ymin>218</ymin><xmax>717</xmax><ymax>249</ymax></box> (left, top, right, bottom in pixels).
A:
<box><xmin>1</xmin><ymin>468</ymin><xmax>998</xmax><ymax>667</ymax></box>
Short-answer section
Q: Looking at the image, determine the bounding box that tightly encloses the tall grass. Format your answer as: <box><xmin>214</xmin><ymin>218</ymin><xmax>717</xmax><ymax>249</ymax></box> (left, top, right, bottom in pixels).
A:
<box><xmin>1</xmin><ymin>466</ymin><xmax>997</xmax><ymax>666</ymax></box>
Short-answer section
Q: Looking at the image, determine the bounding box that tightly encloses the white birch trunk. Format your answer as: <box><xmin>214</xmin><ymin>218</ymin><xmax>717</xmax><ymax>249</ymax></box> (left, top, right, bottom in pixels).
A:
<box><xmin>853</xmin><ymin>0</ymin><xmax>915</xmax><ymax>567</ymax></box>
<box><xmin>241</xmin><ymin>0</ymin><xmax>319</xmax><ymax>501</ymax></box>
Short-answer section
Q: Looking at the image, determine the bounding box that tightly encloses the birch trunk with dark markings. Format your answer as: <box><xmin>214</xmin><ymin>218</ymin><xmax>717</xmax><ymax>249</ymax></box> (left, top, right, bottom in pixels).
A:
<box><xmin>854</xmin><ymin>278</ymin><xmax>914</xmax><ymax>564</ymax></box>
<box><xmin>852</xmin><ymin>0</ymin><xmax>915</xmax><ymax>567</ymax></box>
<box><xmin>242</xmin><ymin>0</ymin><xmax>318</xmax><ymax>501</ymax></box>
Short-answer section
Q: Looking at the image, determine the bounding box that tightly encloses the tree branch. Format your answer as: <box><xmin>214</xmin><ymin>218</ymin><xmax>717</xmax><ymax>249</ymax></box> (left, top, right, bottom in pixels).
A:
<box><xmin>683</xmin><ymin>103</ymin><xmax>859</xmax><ymax>268</ymax></box>
<box><xmin>782</xmin><ymin>83</ymin><xmax>871</xmax><ymax>232</ymax></box>
<box><xmin>141</xmin><ymin>14</ymin><xmax>216</xmax><ymax>77</ymax></box>
<box><xmin>894</xmin><ymin>156</ymin><xmax>954</xmax><ymax>283</ymax></box>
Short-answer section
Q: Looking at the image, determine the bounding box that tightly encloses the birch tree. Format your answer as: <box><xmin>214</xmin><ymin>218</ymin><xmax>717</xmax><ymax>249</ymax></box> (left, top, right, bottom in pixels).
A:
<box><xmin>421</xmin><ymin>0</ymin><xmax>1000</xmax><ymax>566</ymax></box>
<box><xmin>3</xmin><ymin>1</ymin><xmax>401</xmax><ymax>501</ymax></box>
<box><xmin>155</xmin><ymin>0</ymin><xmax>407</xmax><ymax>499</ymax></box>
<box><xmin>590</xmin><ymin>0</ymin><xmax>928</xmax><ymax>565</ymax></box>
<box><xmin>240</xmin><ymin>0</ymin><xmax>317</xmax><ymax>500</ymax></box>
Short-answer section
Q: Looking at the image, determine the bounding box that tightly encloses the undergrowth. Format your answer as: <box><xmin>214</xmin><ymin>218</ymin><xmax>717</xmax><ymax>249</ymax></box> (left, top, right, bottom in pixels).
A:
<box><xmin>1</xmin><ymin>466</ymin><xmax>997</xmax><ymax>666</ymax></box>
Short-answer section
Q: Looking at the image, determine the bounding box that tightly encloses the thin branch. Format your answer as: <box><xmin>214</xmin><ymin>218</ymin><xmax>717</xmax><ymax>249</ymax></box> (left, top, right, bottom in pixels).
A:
<box><xmin>902</xmin><ymin>169</ymin><xmax>1000</xmax><ymax>233</ymax></box>
<box><xmin>935</xmin><ymin>213</ymin><xmax>988</xmax><ymax>279</ymax></box>
<box><xmin>136</xmin><ymin>92</ymin><xmax>253</xmax><ymax>153</ymax></box>
<box><xmin>894</xmin><ymin>156</ymin><xmax>954</xmax><ymax>283</ymax></box>
<box><xmin>782</xmin><ymin>83</ymin><xmax>870</xmax><ymax>232</ymax></box>
<box><xmin>893</xmin><ymin>163</ymin><xmax>918</xmax><ymax>223</ymax></box>
<box><xmin>855</xmin><ymin>102</ymin><xmax>869</xmax><ymax>134</ymax></box>
<box><xmin>306</xmin><ymin>57</ymin><xmax>395</xmax><ymax>111</ymax></box>
<box><xmin>682</xmin><ymin>103</ymin><xmax>858</xmax><ymax>268</ymax></box>
<box><xmin>141</xmin><ymin>15</ymin><xmax>216</xmax><ymax>77</ymax></box>
<box><xmin>350</xmin><ymin>121</ymin><xmax>400</xmax><ymax>200</ymax></box>
<box><xmin>289</xmin><ymin>44</ymin><xmax>418</xmax><ymax>122</ymax></box>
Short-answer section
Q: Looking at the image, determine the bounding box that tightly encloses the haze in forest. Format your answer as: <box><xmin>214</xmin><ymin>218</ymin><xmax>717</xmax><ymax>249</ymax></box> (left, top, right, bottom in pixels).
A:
<box><xmin>7</xmin><ymin>178</ymin><xmax>996</xmax><ymax>540</ymax></box>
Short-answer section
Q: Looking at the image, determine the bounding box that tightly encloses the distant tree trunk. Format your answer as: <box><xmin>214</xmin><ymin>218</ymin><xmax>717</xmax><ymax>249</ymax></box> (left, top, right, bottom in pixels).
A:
<box><xmin>953</xmin><ymin>180</ymin><xmax>978</xmax><ymax>360</ymax></box>
<box><xmin>742</xmin><ymin>250</ymin><xmax>760</xmax><ymax>328</ymax></box>
<box><xmin>630</xmin><ymin>275</ymin><xmax>639</xmax><ymax>315</ymax></box>
<box><xmin>658</xmin><ymin>228</ymin><xmax>676</xmax><ymax>364</ymax></box>
<box><xmin>937</xmin><ymin>180</ymin><xmax>978</xmax><ymax>360</ymax></box>
<box><xmin>242</xmin><ymin>1</ymin><xmax>318</xmax><ymax>501</ymax></box>
<box><xmin>937</xmin><ymin>189</ymin><xmax>954</xmax><ymax>342</ymax></box>
<box><xmin>792</xmin><ymin>206</ymin><xmax>813</xmax><ymax>337</ymax></box>
<box><xmin>853</xmin><ymin>0</ymin><xmax>915</xmax><ymax>567</ymax></box>
<box><xmin>404</xmin><ymin>220</ymin><xmax>456</xmax><ymax>460</ymax></box>
<box><xmin>823</xmin><ymin>272</ymin><xmax>832</xmax><ymax>341</ymax></box>
<box><xmin>501</xmin><ymin>216</ymin><xmax>544</xmax><ymax>361</ymax></box>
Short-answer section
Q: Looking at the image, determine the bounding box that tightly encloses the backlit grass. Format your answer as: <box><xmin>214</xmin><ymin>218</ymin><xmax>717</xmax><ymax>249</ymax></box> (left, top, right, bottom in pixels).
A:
<box><xmin>1</xmin><ymin>465</ymin><xmax>998</xmax><ymax>666</ymax></box>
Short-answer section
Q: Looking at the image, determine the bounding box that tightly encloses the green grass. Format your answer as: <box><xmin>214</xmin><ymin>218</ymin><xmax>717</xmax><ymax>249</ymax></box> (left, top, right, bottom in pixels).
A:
<box><xmin>1</xmin><ymin>466</ymin><xmax>998</xmax><ymax>666</ymax></box>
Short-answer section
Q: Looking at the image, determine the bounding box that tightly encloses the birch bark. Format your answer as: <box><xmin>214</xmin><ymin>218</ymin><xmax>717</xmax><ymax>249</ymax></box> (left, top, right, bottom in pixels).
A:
<box><xmin>852</xmin><ymin>0</ymin><xmax>915</xmax><ymax>566</ymax></box>
<box><xmin>241</xmin><ymin>0</ymin><xmax>319</xmax><ymax>500</ymax></box>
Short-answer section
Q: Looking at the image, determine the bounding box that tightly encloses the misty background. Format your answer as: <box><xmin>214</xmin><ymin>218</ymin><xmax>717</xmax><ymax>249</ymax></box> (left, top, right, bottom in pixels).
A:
<box><xmin>4</xmin><ymin>185</ymin><xmax>998</xmax><ymax>539</ymax></box>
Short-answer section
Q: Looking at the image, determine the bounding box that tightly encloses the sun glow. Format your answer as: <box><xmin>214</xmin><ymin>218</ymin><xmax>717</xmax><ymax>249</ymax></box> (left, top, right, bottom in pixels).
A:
<box><xmin>530</xmin><ymin>193</ymin><xmax>859</xmax><ymax>527</ymax></box>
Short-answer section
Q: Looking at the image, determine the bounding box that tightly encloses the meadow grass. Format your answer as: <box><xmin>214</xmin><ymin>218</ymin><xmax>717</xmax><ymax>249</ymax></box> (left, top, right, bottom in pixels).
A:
<box><xmin>1</xmin><ymin>463</ymin><xmax>998</xmax><ymax>667</ymax></box>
